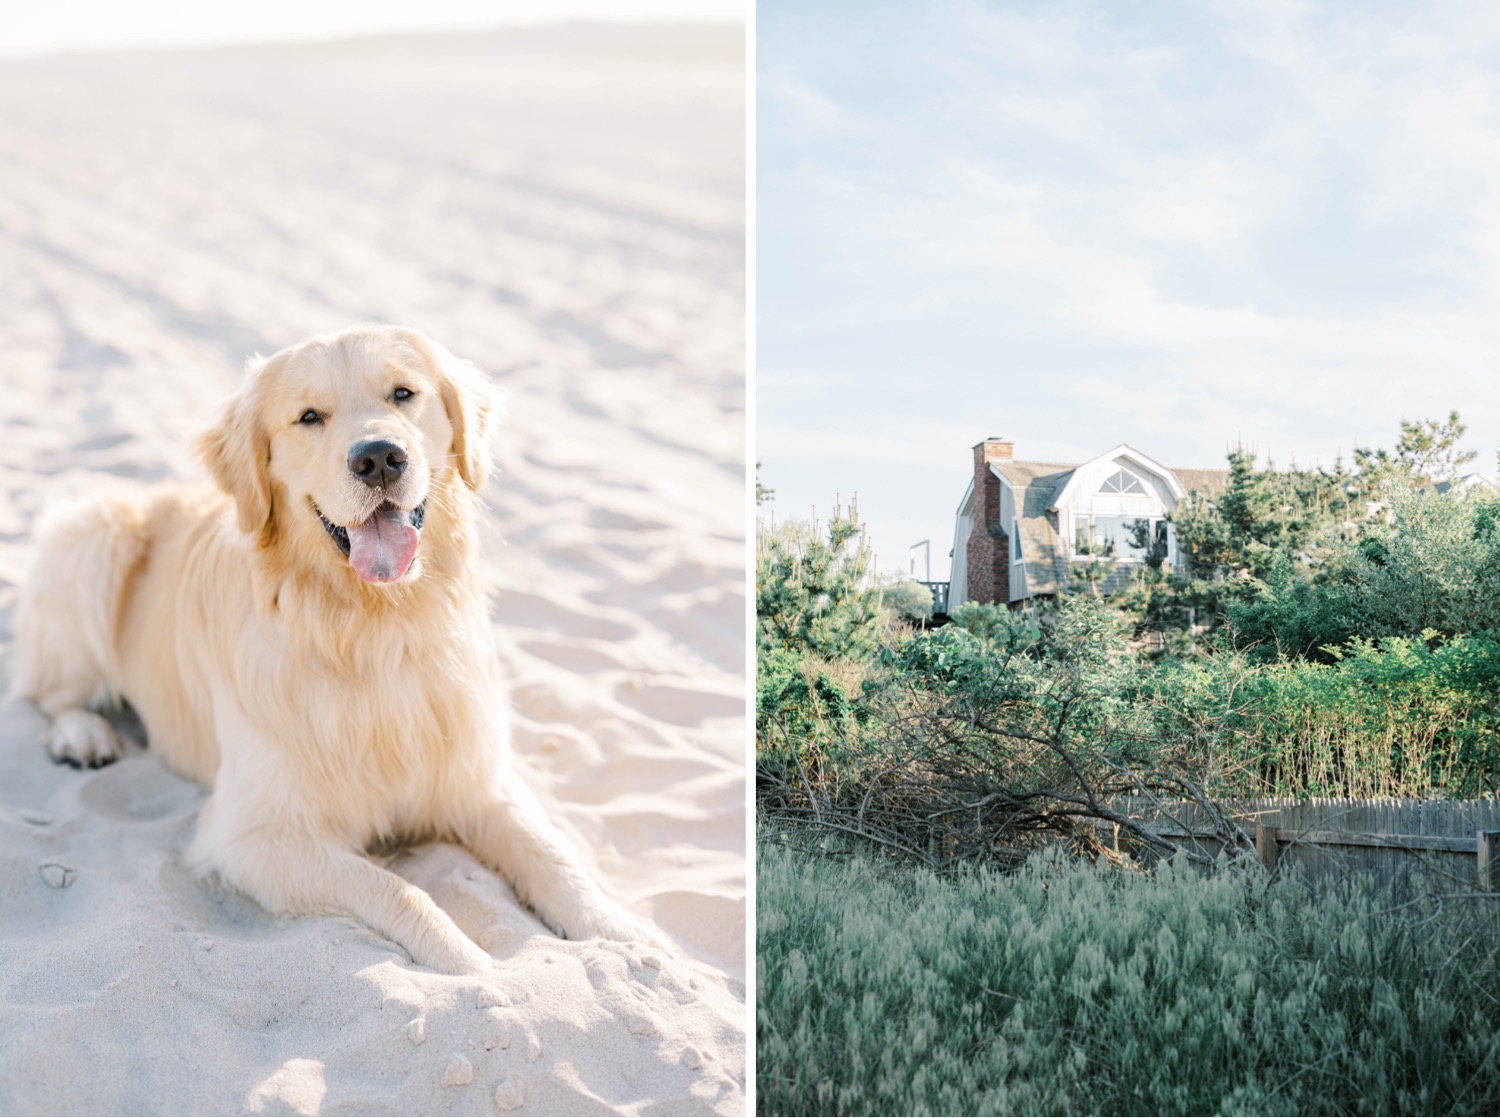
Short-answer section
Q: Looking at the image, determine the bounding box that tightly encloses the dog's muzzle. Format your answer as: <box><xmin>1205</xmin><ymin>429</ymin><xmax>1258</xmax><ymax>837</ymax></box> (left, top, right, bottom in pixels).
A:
<box><xmin>316</xmin><ymin>499</ymin><xmax>426</xmax><ymax>583</ymax></box>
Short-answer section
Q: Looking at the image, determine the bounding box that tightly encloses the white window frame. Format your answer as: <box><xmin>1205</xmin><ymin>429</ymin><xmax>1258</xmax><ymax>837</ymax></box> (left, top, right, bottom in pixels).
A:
<box><xmin>1070</xmin><ymin>512</ymin><xmax>1174</xmax><ymax>564</ymax></box>
<box><xmin>1097</xmin><ymin>466</ymin><xmax>1149</xmax><ymax>496</ymax></box>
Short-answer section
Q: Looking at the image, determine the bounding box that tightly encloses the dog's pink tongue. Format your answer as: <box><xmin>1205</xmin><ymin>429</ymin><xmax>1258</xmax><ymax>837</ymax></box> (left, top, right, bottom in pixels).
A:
<box><xmin>347</xmin><ymin>507</ymin><xmax>420</xmax><ymax>583</ymax></box>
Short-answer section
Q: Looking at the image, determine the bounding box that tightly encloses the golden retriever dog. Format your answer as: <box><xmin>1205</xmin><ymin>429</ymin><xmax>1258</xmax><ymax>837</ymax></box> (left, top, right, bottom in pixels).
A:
<box><xmin>12</xmin><ymin>324</ymin><xmax>654</xmax><ymax>975</ymax></box>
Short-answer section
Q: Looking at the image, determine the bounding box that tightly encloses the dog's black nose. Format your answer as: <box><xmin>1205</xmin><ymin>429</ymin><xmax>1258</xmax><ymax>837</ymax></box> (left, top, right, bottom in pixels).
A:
<box><xmin>348</xmin><ymin>440</ymin><xmax>407</xmax><ymax>488</ymax></box>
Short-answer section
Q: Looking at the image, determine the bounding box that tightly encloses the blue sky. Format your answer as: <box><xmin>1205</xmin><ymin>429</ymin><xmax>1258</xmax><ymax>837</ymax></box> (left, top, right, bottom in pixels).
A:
<box><xmin>758</xmin><ymin>0</ymin><xmax>1500</xmax><ymax>580</ymax></box>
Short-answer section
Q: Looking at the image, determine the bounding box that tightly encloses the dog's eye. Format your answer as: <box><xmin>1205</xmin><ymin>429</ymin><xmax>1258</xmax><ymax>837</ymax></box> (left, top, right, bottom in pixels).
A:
<box><xmin>393</xmin><ymin>387</ymin><xmax>413</xmax><ymax>402</ymax></box>
<box><xmin>299</xmin><ymin>409</ymin><xmax>322</xmax><ymax>426</ymax></box>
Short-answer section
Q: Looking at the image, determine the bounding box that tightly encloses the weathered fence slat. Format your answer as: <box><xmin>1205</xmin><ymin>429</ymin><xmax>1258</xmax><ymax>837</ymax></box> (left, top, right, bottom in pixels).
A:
<box><xmin>1144</xmin><ymin>824</ymin><xmax>1477</xmax><ymax>854</ymax></box>
<box><xmin>1255</xmin><ymin>822</ymin><xmax>1278</xmax><ymax>870</ymax></box>
<box><xmin>1109</xmin><ymin>796</ymin><xmax>1500</xmax><ymax>891</ymax></box>
<box><xmin>1480</xmin><ymin>830</ymin><xmax>1500</xmax><ymax>891</ymax></box>
<box><xmin>1276</xmin><ymin>829</ymin><xmax>1476</xmax><ymax>853</ymax></box>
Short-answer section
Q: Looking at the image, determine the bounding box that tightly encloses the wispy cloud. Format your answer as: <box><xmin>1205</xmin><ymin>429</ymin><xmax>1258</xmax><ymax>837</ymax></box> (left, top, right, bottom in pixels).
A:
<box><xmin>760</xmin><ymin>0</ymin><xmax>1500</xmax><ymax>574</ymax></box>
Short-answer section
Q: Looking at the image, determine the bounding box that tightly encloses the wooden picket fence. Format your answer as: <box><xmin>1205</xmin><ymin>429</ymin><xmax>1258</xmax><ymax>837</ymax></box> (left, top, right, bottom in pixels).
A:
<box><xmin>1110</xmin><ymin>796</ymin><xmax>1500</xmax><ymax>892</ymax></box>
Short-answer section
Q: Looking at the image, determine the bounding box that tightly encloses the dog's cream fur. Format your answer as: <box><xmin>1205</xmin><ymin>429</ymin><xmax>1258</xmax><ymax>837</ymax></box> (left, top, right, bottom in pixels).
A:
<box><xmin>13</xmin><ymin>324</ymin><xmax>652</xmax><ymax>974</ymax></box>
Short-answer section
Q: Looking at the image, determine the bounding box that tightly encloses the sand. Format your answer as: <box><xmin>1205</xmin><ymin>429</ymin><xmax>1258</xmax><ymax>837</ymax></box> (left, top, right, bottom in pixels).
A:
<box><xmin>0</xmin><ymin>24</ymin><xmax>745</xmax><ymax>1116</ymax></box>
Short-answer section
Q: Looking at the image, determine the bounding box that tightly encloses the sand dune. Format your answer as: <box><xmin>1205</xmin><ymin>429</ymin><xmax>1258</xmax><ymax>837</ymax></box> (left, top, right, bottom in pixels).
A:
<box><xmin>0</xmin><ymin>24</ymin><xmax>744</xmax><ymax>1116</ymax></box>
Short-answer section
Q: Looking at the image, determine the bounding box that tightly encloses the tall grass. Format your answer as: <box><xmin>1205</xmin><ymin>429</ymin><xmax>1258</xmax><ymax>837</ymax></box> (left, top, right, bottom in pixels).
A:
<box><xmin>758</xmin><ymin>841</ymin><xmax>1500</xmax><ymax>1116</ymax></box>
<box><xmin>1205</xmin><ymin>636</ymin><xmax>1500</xmax><ymax>799</ymax></box>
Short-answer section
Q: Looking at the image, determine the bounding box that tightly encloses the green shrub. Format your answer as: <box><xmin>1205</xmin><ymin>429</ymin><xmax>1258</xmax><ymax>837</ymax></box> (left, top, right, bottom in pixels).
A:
<box><xmin>1228</xmin><ymin>487</ymin><xmax>1500</xmax><ymax>657</ymax></box>
<box><xmin>881</xmin><ymin>579</ymin><xmax>936</xmax><ymax>623</ymax></box>
<box><xmin>1134</xmin><ymin>635</ymin><xmax>1500</xmax><ymax>799</ymax></box>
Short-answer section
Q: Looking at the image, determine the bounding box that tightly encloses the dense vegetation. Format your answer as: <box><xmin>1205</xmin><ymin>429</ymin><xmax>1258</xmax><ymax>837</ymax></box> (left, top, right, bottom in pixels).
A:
<box><xmin>759</xmin><ymin>844</ymin><xmax>1500</xmax><ymax>1116</ymax></box>
<box><xmin>758</xmin><ymin>419</ymin><xmax>1500</xmax><ymax>869</ymax></box>
<box><xmin>757</xmin><ymin>416</ymin><xmax>1500</xmax><ymax>1115</ymax></box>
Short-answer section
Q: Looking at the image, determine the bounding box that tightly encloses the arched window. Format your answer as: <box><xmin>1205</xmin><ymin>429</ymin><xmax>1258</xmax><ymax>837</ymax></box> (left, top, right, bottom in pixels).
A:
<box><xmin>1098</xmin><ymin>468</ymin><xmax>1146</xmax><ymax>495</ymax></box>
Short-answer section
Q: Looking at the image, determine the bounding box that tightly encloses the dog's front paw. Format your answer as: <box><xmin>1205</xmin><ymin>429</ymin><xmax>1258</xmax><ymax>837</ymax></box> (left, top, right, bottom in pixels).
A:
<box><xmin>566</xmin><ymin>901</ymin><xmax>674</xmax><ymax>956</ymax></box>
<box><xmin>46</xmin><ymin>710</ymin><xmax>122</xmax><ymax>768</ymax></box>
<box><xmin>413</xmin><ymin>931</ymin><xmax>494</xmax><ymax>977</ymax></box>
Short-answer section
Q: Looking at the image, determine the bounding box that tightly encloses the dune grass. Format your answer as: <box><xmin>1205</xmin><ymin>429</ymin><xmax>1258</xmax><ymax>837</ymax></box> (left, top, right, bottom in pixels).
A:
<box><xmin>757</xmin><ymin>840</ymin><xmax>1500</xmax><ymax>1116</ymax></box>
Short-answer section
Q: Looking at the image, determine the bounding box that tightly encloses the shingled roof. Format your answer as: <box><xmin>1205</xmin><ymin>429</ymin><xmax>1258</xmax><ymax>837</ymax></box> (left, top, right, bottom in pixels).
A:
<box><xmin>1171</xmin><ymin>468</ymin><xmax>1232</xmax><ymax>497</ymax></box>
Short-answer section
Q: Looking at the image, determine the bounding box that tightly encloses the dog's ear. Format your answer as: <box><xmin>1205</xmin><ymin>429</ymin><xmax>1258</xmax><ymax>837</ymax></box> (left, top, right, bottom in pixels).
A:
<box><xmin>400</xmin><ymin>330</ymin><xmax>499</xmax><ymax>492</ymax></box>
<box><xmin>197</xmin><ymin>354</ymin><xmax>277</xmax><ymax>541</ymax></box>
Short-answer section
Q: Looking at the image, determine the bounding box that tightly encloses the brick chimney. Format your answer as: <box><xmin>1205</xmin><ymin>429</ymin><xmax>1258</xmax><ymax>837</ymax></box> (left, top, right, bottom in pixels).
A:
<box><xmin>980</xmin><ymin>437</ymin><xmax>1014</xmax><ymax>462</ymax></box>
<box><xmin>966</xmin><ymin>438</ymin><xmax>1012</xmax><ymax>605</ymax></box>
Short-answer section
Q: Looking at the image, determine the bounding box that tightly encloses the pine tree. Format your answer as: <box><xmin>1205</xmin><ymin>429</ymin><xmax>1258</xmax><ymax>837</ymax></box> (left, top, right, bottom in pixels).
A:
<box><xmin>1353</xmin><ymin>410</ymin><xmax>1476</xmax><ymax>491</ymax></box>
<box><xmin>756</xmin><ymin>498</ymin><xmax>885</xmax><ymax>660</ymax></box>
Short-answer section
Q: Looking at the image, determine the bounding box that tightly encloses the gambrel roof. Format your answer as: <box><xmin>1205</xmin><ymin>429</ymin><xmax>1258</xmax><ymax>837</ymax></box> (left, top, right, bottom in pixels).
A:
<box><xmin>1046</xmin><ymin>444</ymin><xmax>1186</xmax><ymax>510</ymax></box>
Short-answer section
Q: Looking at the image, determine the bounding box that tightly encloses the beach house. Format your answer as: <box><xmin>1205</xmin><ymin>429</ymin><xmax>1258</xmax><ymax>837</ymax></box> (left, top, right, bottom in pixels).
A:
<box><xmin>948</xmin><ymin>438</ymin><xmax>1228</xmax><ymax>608</ymax></box>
